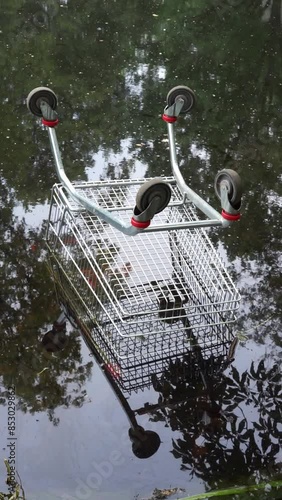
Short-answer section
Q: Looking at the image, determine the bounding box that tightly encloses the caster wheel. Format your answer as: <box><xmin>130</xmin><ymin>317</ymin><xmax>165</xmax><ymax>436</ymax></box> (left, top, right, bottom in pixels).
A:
<box><xmin>41</xmin><ymin>329</ymin><xmax>68</xmax><ymax>353</ymax></box>
<box><xmin>26</xmin><ymin>86</ymin><xmax>58</xmax><ymax>117</ymax></box>
<box><xmin>166</xmin><ymin>85</ymin><xmax>195</xmax><ymax>114</ymax></box>
<box><xmin>129</xmin><ymin>426</ymin><xmax>161</xmax><ymax>459</ymax></box>
<box><xmin>214</xmin><ymin>169</ymin><xmax>242</xmax><ymax>207</ymax></box>
<box><xmin>136</xmin><ymin>178</ymin><xmax>171</xmax><ymax>214</ymax></box>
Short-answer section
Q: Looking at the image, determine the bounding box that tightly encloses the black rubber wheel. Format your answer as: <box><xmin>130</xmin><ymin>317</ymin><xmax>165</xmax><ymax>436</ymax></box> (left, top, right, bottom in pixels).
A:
<box><xmin>166</xmin><ymin>85</ymin><xmax>195</xmax><ymax>114</ymax></box>
<box><xmin>26</xmin><ymin>86</ymin><xmax>58</xmax><ymax>117</ymax></box>
<box><xmin>41</xmin><ymin>329</ymin><xmax>68</xmax><ymax>353</ymax></box>
<box><xmin>214</xmin><ymin>169</ymin><xmax>242</xmax><ymax>207</ymax></box>
<box><xmin>129</xmin><ymin>426</ymin><xmax>161</xmax><ymax>459</ymax></box>
<box><xmin>136</xmin><ymin>178</ymin><xmax>171</xmax><ymax>214</ymax></box>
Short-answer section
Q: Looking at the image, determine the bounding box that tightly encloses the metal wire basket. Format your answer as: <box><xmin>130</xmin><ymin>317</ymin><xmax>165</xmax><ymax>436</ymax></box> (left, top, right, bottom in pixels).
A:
<box><xmin>46</xmin><ymin>177</ymin><xmax>240</xmax><ymax>389</ymax></box>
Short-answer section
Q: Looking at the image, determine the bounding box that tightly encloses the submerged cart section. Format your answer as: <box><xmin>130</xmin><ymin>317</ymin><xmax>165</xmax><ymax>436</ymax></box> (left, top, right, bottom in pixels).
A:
<box><xmin>48</xmin><ymin>248</ymin><xmax>237</xmax><ymax>392</ymax></box>
<box><xmin>46</xmin><ymin>178</ymin><xmax>240</xmax><ymax>389</ymax></box>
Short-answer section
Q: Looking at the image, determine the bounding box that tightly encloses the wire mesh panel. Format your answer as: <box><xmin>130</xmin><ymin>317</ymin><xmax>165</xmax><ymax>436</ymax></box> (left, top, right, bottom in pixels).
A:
<box><xmin>47</xmin><ymin>179</ymin><xmax>240</xmax><ymax>321</ymax></box>
<box><xmin>46</xmin><ymin>177</ymin><xmax>240</xmax><ymax>390</ymax></box>
<box><xmin>49</xmin><ymin>251</ymin><xmax>235</xmax><ymax>392</ymax></box>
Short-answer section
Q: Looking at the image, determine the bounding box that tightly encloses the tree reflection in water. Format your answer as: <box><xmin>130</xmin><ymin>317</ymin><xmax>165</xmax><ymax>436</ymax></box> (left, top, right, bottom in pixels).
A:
<box><xmin>0</xmin><ymin>180</ymin><xmax>93</xmax><ymax>425</ymax></box>
<box><xmin>150</xmin><ymin>351</ymin><xmax>282</xmax><ymax>488</ymax></box>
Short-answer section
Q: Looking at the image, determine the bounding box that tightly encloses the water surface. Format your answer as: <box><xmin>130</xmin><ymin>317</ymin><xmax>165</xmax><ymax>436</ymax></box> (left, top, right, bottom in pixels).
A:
<box><xmin>0</xmin><ymin>1</ymin><xmax>281</xmax><ymax>499</ymax></box>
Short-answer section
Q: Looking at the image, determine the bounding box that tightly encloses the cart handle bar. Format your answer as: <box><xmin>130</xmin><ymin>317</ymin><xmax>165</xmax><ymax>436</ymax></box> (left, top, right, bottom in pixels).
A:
<box><xmin>45</xmin><ymin>121</ymin><xmax>231</xmax><ymax>235</ymax></box>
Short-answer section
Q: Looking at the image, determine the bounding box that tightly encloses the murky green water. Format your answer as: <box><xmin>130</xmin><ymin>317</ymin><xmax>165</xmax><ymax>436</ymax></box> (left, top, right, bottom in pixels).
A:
<box><xmin>0</xmin><ymin>1</ymin><xmax>281</xmax><ymax>499</ymax></box>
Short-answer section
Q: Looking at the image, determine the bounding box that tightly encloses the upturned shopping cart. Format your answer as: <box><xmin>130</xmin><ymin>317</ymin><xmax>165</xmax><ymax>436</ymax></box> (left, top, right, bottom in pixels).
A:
<box><xmin>27</xmin><ymin>85</ymin><xmax>242</xmax><ymax>390</ymax></box>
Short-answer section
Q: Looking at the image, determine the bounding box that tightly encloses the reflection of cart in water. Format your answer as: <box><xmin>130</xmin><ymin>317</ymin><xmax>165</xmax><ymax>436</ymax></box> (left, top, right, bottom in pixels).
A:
<box><xmin>28</xmin><ymin>84</ymin><xmax>242</xmax><ymax>456</ymax></box>
<box><xmin>45</xmin><ymin>255</ymin><xmax>239</xmax><ymax>459</ymax></box>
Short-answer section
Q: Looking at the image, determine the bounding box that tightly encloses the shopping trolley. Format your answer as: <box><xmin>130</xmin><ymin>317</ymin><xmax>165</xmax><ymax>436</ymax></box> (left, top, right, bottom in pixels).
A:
<box><xmin>27</xmin><ymin>85</ymin><xmax>242</xmax><ymax>392</ymax></box>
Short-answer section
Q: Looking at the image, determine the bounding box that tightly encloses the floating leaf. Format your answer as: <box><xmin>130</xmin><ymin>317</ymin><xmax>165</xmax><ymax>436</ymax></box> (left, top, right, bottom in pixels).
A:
<box><xmin>231</xmin><ymin>366</ymin><xmax>240</xmax><ymax>385</ymax></box>
<box><xmin>250</xmin><ymin>361</ymin><xmax>257</xmax><ymax>379</ymax></box>
<box><xmin>237</xmin><ymin>419</ymin><xmax>246</xmax><ymax>434</ymax></box>
<box><xmin>236</xmin><ymin>331</ymin><xmax>248</xmax><ymax>341</ymax></box>
<box><xmin>224</xmin><ymin>402</ymin><xmax>237</xmax><ymax>412</ymax></box>
<box><xmin>261</xmin><ymin>435</ymin><xmax>271</xmax><ymax>453</ymax></box>
<box><xmin>37</xmin><ymin>367</ymin><xmax>49</xmax><ymax>376</ymax></box>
